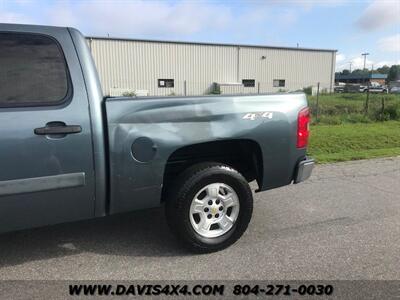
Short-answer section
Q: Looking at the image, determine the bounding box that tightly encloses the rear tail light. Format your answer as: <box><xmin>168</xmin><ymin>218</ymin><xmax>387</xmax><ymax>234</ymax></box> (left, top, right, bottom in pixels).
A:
<box><xmin>297</xmin><ymin>107</ymin><xmax>310</xmax><ymax>148</ymax></box>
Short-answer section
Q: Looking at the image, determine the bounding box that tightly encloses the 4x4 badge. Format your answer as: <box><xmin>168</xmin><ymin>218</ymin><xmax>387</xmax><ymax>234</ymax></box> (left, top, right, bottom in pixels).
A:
<box><xmin>242</xmin><ymin>112</ymin><xmax>273</xmax><ymax>121</ymax></box>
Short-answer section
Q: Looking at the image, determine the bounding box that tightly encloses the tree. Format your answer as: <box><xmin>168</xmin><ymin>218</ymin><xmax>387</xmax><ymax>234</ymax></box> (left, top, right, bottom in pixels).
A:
<box><xmin>387</xmin><ymin>65</ymin><xmax>400</xmax><ymax>82</ymax></box>
<box><xmin>341</xmin><ymin>69</ymin><xmax>350</xmax><ymax>75</ymax></box>
<box><xmin>351</xmin><ymin>69</ymin><xmax>369</xmax><ymax>76</ymax></box>
<box><xmin>376</xmin><ymin>65</ymin><xmax>390</xmax><ymax>74</ymax></box>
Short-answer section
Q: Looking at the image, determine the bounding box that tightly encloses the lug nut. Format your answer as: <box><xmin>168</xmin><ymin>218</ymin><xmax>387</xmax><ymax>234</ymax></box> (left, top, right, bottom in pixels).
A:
<box><xmin>215</xmin><ymin>213</ymin><xmax>219</xmax><ymax>218</ymax></box>
<box><xmin>207</xmin><ymin>214</ymin><xmax>212</xmax><ymax>219</ymax></box>
<box><xmin>208</xmin><ymin>200</ymin><xmax>213</xmax><ymax>205</ymax></box>
<box><xmin>216</xmin><ymin>199</ymin><xmax>220</xmax><ymax>205</ymax></box>
<box><xmin>204</xmin><ymin>207</ymin><xmax>209</xmax><ymax>212</ymax></box>
<box><xmin>219</xmin><ymin>206</ymin><xmax>223</xmax><ymax>211</ymax></box>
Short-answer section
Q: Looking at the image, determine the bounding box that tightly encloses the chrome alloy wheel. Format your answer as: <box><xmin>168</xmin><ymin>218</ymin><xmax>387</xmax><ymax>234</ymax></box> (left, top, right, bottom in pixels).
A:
<box><xmin>189</xmin><ymin>183</ymin><xmax>240</xmax><ymax>238</ymax></box>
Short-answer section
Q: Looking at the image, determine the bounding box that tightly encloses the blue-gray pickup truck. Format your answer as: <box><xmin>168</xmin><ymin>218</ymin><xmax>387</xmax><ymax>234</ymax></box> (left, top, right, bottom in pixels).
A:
<box><xmin>0</xmin><ymin>24</ymin><xmax>314</xmax><ymax>252</ymax></box>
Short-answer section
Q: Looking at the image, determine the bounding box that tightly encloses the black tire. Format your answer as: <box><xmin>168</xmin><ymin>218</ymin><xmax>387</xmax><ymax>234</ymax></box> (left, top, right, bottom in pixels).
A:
<box><xmin>165</xmin><ymin>162</ymin><xmax>253</xmax><ymax>253</ymax></box>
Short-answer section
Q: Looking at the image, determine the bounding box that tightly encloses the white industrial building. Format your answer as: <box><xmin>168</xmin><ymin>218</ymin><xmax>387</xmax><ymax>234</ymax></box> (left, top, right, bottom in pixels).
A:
<box><xmin>87</xmin><ymin>37</ymin><xmax>336</xmax><ymax>97</ymax></box>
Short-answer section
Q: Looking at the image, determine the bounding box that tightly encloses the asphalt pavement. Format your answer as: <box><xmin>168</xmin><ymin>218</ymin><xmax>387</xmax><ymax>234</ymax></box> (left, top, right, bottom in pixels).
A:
<box><xmin>0</xmin><ymin>157</ymin><xmax>399</xmax><ymax>280</ymax></box>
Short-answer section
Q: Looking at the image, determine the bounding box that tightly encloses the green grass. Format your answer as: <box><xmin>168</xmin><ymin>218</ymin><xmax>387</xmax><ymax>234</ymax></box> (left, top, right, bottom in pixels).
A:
<box><xmin>307</xmin><ymin>93</ymin><xmax>400</xmax><ymax>125</ymax></box>
<box><xmin>308</xmin><ymin>121</ymin><xmax>400</xmax><ymax>163</ymax></box>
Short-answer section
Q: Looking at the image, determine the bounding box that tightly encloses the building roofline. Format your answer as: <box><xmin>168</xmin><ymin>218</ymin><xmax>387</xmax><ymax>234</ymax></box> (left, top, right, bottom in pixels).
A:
<box><xmin>0</xmin><ymin>23</ymin><xmax>337</xmax><ymax>52</ymax></box>
<box><xmin>86</xmin><ymin>36</ymin><xmax>337</xmax><ymax>53</ymax></box>
<box><xmin>335</xmin><ymin>73</ymin><xmax>388</xmax><ymax>80</ymax></box>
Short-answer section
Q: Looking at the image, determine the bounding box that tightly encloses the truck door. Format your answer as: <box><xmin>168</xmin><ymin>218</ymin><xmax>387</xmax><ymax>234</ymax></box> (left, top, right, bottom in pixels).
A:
<box><xmin>0</xmin><ymin>27</ymin><xmax>96</xmax><ymax>233</ymax></box>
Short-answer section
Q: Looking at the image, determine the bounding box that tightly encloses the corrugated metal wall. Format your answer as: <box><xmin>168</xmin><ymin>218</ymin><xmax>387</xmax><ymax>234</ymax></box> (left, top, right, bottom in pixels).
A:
<box><xmin>88</xmin><ymin>38</ymin><xmax>335</xmax><ymax>96</ymax></box>
<box><xmin>238</xmin><ymin>47</ymin><xmax>335</xmax><ymax>93</ymax></box>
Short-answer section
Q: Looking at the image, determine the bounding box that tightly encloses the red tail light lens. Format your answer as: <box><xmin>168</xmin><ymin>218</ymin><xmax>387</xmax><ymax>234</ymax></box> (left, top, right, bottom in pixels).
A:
<box><xmin>297</xmin><ymin>107</ymin><xmax>310</xmax><ymax>148</ymax></box>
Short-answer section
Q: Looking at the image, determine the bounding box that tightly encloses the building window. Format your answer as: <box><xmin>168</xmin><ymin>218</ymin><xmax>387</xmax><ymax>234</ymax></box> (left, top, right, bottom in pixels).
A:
<box><xmin>242</xmin><ymin>79</ymin><xmax>255</xmax><ymax>87</ymax></box>
<box><xmin>273</xmin><ymin>79</ymin><xmax>285</xmax><ymax>87</ymax></box>
<box><xmin>158</xmin><ymin>79</ymin><xmax>174</xmax><ymax>88</ymax></box>
<box><xmin>0</xmin><ymin>32</ymin><xmax>70</xmax><ymax>107</ymax></box>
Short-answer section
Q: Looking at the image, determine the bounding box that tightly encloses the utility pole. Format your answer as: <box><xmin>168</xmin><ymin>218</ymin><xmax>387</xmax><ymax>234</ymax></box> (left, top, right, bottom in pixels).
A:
<box><xmin>349</xmin><ymin>61</ymin><xmax>352</xmax><ymax>73</ymax></box>
<box><xmin>362</xmin><ymin>53</ymin><xmax>370</xmax><ymax>85</ymax></box>
<box><xmin>362</xmin><ymin>52</ymin><xmax>369</xmax><ymax>70</ymax></box>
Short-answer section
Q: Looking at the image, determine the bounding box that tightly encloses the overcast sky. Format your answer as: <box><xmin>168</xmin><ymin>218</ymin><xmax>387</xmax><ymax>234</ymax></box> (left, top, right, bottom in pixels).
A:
<box><xmin>0</xmin><ymin>0</ymin><xmax>399</xmax><ymax>71</ymax></box>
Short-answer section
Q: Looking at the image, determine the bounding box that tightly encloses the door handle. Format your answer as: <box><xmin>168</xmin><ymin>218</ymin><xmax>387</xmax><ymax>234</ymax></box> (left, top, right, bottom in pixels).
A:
<box><xmin>34</xmin><ymin>122</ymin><xmax>82</xmax><ymax>135</ymax></box>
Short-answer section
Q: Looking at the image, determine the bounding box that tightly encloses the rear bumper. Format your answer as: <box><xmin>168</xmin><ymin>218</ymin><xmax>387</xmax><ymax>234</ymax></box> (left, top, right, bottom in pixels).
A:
<box><xmin>294</xmin><ymin>157</ymin><xmax>315</xmax><ymax>184</ymax></box>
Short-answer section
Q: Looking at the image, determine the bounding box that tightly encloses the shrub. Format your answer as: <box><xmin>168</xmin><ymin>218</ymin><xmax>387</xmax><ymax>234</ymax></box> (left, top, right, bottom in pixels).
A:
<box><xmin>313</xmin><ymin>115</ymin><xmax>342</xmax><ymax>125</ymax></box>
<box><xmin>210</xmin><ymin>83</ymin><xmax>221</xmax><ymax>94</ymax></box>
<box><xmin>345</xmin><ymin>114</ymin><xmax>372</xmax><ymax>123</ymax></box>
<box><xmin>122</xmin><ymin>90</ymin><xmax>136</xmax><ymax>97</ymax></box>
<box><xmin>303</xmin><ymin>86</ymin><xmax>312</xmax><ymax>95</ymax></box>
<box><xmin>385</xmin><ymin>104</ymin><xmax>400</xmax><ymax>120</ymax></box>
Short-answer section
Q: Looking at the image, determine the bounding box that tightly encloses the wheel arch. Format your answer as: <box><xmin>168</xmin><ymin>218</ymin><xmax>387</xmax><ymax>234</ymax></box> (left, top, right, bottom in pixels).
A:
<box><xmin>162</xmin><ymin>139</ymin><xmax>263</xmax><ymax>201</ymax></box>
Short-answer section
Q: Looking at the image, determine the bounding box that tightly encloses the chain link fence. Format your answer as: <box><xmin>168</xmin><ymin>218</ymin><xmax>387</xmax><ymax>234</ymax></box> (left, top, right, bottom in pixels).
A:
<box><xmin>308</xmin><ymin>83</ymin><xmax>400</xmax><ymax>125</ymax></box>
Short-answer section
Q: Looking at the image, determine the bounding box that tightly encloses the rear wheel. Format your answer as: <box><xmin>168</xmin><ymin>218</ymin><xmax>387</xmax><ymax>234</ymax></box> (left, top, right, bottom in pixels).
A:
<box><xmin>165</xmin><ymin>163</ymin><xmax>253</xmax><ymax>253</ymax></box>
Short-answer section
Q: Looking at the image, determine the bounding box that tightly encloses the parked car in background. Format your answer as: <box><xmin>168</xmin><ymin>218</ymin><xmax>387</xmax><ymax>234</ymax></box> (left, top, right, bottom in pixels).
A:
<box><xmin>334</xmin><ymin>82</ymin><xmax>345</xmax><ymax>93</ymax></box>
<box><xmin>343</xmin><ymin>84</ymin><xmax>361</xmax><ymax>93</ymax></box>
<box><xmin>334</xmin><ymin>86</ymin><xmax>344</xmax><ymax>93</ymax></box>
<box><xmin>360</xmin><ymin>85</ymin><xmax>388</xmax><ymax>93</ymax></box>
<box><xmin>390</xmin><ymin>86</ymin><xmax>400</xmax><ymax>94</ymax></box>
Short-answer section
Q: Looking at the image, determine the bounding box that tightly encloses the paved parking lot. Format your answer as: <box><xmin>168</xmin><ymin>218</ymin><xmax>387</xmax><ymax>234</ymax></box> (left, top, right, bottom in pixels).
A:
<box><xmin>0</xmin><ymin>157</ymin><xmax>399</xmax><ymax>280</ymax></box>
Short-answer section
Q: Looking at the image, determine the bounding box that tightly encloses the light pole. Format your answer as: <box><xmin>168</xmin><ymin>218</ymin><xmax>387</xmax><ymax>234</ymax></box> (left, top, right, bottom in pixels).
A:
<box><xmin>362</xmin><ymin>53</ymin><xmax>370</xmax><ymax>85</ymax></box>
<box><xmin>362</xmin><ymin>52</ymin><xmax>369</xmax><ymax>70</ymax></box>
<box><xmin>349</xmin><ymin>61</ymin><xmax>352</xmax><ymax>73</ymax></box>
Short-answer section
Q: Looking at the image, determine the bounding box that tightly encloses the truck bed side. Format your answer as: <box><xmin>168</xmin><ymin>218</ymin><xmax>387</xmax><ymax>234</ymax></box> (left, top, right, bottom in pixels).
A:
<box><xmin>105</xmin><ymin>93</ymin><xmax>307</xmax><ymax>214</ymax></box>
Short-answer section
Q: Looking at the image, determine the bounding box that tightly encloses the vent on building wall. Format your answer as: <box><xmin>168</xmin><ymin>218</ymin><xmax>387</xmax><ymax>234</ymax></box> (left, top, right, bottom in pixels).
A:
<box><xmin>242</xmin><ymin>79</ymin><xmax>255</xmax><ymax>87</ymax></box>
<box><xmin>158</xmin><ymin>79</ymin><xmax>174</xmax><ymax>88</ymax></box>
<box><xmin>273</xmin><ymin>79</ymin><xmax>285</xmax><ymax>87</ymax></box>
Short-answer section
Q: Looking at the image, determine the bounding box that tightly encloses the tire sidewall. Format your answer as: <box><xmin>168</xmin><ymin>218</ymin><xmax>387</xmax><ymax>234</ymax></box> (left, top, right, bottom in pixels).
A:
<box><xmin>178</xmin><ymin>168</ymin><xmax>252</xmax><ymax>249</ymax></box>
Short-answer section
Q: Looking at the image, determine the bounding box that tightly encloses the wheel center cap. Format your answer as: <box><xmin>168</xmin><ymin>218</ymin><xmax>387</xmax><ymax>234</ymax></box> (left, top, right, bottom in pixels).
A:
<box><xmin>211</xmin><ymin>206</ymin><xmax>218</xmax><ymax>214</ymax></box>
